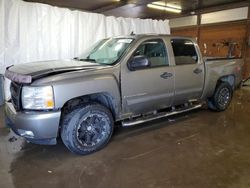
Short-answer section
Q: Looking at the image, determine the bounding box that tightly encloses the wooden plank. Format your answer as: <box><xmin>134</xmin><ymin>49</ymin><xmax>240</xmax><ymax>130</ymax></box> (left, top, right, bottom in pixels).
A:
<box><xmin>171</xmin><ymin>27</ymin><xmax>198</xmax><ymax>39</ymax></box>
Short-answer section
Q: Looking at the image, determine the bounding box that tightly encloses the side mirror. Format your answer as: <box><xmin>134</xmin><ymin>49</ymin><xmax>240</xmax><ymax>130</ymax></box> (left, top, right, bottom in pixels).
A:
<box><xmin>128</xmin><ymin>56</ymin><xmax>150</xmax><ymax>71</ymax></box>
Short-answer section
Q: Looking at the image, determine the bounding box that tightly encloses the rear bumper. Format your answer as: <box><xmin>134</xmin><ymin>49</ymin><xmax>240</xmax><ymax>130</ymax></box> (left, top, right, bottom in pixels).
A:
<box><xmin>5</xmin><ymin>102</ymin><xmax>61</xmax><ymax>145</ymax></box>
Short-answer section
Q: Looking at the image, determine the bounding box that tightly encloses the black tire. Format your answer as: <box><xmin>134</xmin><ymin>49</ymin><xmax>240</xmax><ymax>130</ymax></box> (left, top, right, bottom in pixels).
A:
<box><xmin>207</xmin><ymin>100</ymin><xmax>217</xmax><ymax>111</ymax></box>
<box><xmin>61</xmin><ymin>103</ymin><xmax>114</xmax><ymax>155</ymax></box>
<box><xmin>208</xmin><ymin>82</ymin><xmax>233</xmax><ymax>112</ymax></box>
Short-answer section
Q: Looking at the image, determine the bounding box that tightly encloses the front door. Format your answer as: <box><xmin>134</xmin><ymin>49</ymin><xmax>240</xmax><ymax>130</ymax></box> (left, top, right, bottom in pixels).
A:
<box><xmin>121</xmin><ymin>38</ymin><xmax>174</xmax><ymax>115</ymax></box>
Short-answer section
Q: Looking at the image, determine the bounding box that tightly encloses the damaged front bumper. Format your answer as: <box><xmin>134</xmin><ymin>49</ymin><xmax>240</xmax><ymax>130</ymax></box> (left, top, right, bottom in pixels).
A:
<box><xmin>5</xmin><ymin>101</ymin><xmax>61</xmax><ymax>145</ymax></box>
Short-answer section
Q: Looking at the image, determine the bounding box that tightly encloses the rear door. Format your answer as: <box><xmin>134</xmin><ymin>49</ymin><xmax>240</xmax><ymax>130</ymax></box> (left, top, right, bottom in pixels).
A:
<box><xmin>121</xmin><ymin>38</ymin><xmax>174</xmax><ymax>115</ymax></box>
<box><xmin>170</xmin><ymin>38</ymin><xmax>205</xmax><ymax>104</ymax></box>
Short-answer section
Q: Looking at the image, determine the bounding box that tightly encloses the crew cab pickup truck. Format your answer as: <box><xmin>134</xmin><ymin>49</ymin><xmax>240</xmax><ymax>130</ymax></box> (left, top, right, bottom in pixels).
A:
<box><xmin>5</xmin><ymin>35</ymin><xmax>243</xmax><ymax>155</ymax></box>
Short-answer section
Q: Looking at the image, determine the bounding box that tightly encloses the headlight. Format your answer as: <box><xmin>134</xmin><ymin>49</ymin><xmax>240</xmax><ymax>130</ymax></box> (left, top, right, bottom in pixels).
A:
<box><xmin>21</xmin><ymin>86</ymin><xmax>54</xmax><ymax>110</ymax></box>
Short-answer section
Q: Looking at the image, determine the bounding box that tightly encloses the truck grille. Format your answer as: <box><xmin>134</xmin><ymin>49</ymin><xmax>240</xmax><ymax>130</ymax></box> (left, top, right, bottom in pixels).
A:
<box><xmin>10</xmin><ymin>82</ymin><xmax>22</xmax><ymax>111</ymax></box>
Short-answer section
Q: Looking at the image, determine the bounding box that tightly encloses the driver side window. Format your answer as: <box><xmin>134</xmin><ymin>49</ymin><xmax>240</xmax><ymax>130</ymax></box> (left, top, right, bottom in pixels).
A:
<box><xmin>133</xmin><ymin>39</ymin><xmax>169</xmax><ymax>67</ymax></box>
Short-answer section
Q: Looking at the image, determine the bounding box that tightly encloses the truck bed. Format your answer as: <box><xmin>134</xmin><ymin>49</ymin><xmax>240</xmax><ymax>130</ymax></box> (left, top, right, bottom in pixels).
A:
<box><xmin>201</xmin><ymin>57</ymin><xmax>243</xmax><ymax>99</ymax></box>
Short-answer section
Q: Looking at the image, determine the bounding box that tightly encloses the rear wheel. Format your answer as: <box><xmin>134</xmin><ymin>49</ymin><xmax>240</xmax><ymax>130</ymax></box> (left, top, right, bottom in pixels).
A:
<box><xmin>208</xmin><ymin>82</ymin><xmax>233</xmax><ymax>111</ymax></box>
<box><xmin>61</xmin><ymin>103</ymin><xmax>114</xmax><ymax>155</ymax></box>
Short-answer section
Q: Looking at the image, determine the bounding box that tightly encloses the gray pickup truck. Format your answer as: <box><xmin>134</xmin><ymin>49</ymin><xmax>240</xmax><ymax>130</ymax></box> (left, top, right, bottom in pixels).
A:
<box><xmin>5</xmin><ymin>35</ymin><xmax>243</xmax><ymax>155</ymax></box>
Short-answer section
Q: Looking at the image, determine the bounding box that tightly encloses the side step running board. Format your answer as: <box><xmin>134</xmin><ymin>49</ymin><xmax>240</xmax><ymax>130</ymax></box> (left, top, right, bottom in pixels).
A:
<box><xmin>122</xmin><ymin>104</ymin><xmax>202</xmax><ymax>127</ymax></box>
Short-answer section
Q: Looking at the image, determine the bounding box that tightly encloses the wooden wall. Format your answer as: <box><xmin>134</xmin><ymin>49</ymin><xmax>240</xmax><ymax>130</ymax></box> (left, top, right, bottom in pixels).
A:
<box><xmin>172</xmin><ymin>27</ymin><xmax>198</xmax><ymax>39</ymax></box>
<box><xmin>199</xmin><ymin>23</ymin><xmax>246</xmax><ymax>58</ymax></box>
<box><xmin>171</xmin><ymin>21</ymin><xmax>249</xmax><ymax>78</ymax></box>
<box><xmin>244</xmin><ymin>21</ymin><xmax>250</xmax><ymax>78</ymax></box>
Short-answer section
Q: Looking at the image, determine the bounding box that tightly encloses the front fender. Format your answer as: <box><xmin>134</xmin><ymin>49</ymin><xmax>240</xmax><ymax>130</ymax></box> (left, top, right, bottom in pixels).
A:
<box><xmin>52</xmin><ymin>74</ymin><xmax>121</xmax><ymax>111</ymax></box>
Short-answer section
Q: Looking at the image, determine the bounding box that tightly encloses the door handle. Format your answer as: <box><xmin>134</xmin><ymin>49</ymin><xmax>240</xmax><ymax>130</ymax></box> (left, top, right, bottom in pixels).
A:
<box><xmin>193</xmin><ymin>68</ymin><xmax>202</xmax><ymax>74</ymax></box>
<box><xmin>160</xmin><ymin>72</ymin><xmax>173</xmax><ymax>79</ymax></box>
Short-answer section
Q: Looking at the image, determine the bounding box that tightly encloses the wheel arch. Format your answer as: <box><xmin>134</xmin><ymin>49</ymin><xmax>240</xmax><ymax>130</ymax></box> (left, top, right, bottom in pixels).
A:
<box><xmin>217</xmin><ymin>75</ymin><xmax>235</xmax><ymax>89</ymax></box>
<box><xmin>61</xmin><ymin>92</ymin><xmax>120</xmax><ymax>119</ymax></box>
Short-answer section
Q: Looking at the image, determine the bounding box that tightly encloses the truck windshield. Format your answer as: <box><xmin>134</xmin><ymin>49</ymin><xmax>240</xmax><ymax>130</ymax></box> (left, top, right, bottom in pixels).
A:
<box><xmin>77</xmin><ymin>38</ymin><xmax>134</xmax><ymax>65</ymax></box>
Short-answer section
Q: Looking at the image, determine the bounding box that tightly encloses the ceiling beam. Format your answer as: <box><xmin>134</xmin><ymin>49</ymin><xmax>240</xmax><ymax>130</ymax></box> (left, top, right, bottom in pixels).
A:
<box><xmin>92</xmin><ymin>0</ymin><xmax>128</xmax><ymax>13</ymax></box>
<box><xmin>92</xmin><ymin>0</ymin><xmax>157</xmax><ymax>13</ymax></box>
<box><xmin>135</xmin><ymin>0</ymin><xmax>155</xmax><ymax>5</ymax></box>
<box><xmin>198</xmin><ymin>0</ymin><xmax>249</xmax><ymax>14</ymax></box>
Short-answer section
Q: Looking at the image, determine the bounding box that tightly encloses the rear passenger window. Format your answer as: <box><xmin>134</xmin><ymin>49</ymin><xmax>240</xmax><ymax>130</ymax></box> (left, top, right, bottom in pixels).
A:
<box><xmin>133</xmin><ymin>39</ymin><xmax>169</xmax><ymax>67</ymax></box>
<box><xmin>171</xmin><ymin>39</ymin><xmax>198</xmax><ymax>65</ymax></box>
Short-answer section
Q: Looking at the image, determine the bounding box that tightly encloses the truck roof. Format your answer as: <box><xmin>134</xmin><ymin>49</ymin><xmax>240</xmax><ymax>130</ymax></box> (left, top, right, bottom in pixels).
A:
<box><xmin>113</xmin><ymin>34</ymin><xmax>195</xmax><ymax>41</ymax></box>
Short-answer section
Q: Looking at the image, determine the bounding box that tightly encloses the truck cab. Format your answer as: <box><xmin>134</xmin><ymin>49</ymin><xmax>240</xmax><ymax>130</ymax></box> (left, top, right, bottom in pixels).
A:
<box><xmin>121</xmin><ymin>36</ymin><xmax>205</xmax><ymax>115</ymax></box>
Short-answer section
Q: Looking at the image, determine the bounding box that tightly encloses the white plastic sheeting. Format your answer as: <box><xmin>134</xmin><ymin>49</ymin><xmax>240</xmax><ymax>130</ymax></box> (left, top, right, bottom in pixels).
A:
<box><xmin>0</xmin><ymin>0</ymin><xmax>170</xmax><ymax>74</ymax></box>
<box><xmin>0</xmin><ymin>0</ymin><xmax>4</xmax><ymax>71</ymax></box>
<box><xmin>0</xmin><ymin>0</ymin><xmax>170</xmax><ymax>98</ymax></box>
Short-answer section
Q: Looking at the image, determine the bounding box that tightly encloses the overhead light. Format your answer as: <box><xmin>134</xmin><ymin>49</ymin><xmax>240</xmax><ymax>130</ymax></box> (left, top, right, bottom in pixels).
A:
<box><xmin>147</xmin><ymin>1</ymin><xmax>182</xmax><ymax>13</ymax></box>
<box><xmin>147</xmin><ymin>4</ymin><xmax>181</xmax><ymax>13</ymax></box>
<box><xmin>165</xmin><ymin>3</ymin><xmax>181</xmax><ymax>10</ymax></box>
<box><xmin>152</xmin><ymin>1</ymin><xmax>181</xmax><ymax>10</ymax></box>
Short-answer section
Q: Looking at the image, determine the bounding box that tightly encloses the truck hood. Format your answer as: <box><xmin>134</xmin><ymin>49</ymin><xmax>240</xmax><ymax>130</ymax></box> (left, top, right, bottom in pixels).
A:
<box><xmin>5</xmin><ymin>60</ymin><xmax>110</xmax><ymax>84</ymax></box>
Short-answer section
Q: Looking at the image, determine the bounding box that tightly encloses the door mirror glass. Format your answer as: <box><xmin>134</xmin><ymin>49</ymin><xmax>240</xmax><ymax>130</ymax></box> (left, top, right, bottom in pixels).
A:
<box><xmin>128</xmin><ymin>55</ymin><xmax>150</xmax><ymax>71</ymax></box>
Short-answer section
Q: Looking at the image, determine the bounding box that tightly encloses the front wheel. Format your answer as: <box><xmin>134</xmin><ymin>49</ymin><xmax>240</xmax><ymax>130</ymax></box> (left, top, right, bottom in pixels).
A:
<box><xmin>61</xmin><ymin>103</ymin><xmax>114</xmax><ymax>155</ymax></box>
<box><xmin>208</xmin><ymin>82</ymin><xmax>233</xmax><ymax>111</ymax></box>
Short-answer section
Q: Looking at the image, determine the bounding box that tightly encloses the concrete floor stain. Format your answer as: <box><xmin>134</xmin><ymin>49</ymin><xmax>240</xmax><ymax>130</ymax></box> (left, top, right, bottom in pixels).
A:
<box><xmin>1</xmin><ymin>88</ymin><xmax>250</xmax><ymax>187</ymax></box>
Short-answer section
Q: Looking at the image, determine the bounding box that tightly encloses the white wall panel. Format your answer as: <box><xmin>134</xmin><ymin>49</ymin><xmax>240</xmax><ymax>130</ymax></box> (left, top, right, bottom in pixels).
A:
<box><xmin>169</xmin><ymin>15</ymin><xmax>197</xmax><ymax>28</ymax></box>
<box><xmin>201</xmin><ymin>7</ymin><xmax>248</xmax><ymax>24</ymax></box>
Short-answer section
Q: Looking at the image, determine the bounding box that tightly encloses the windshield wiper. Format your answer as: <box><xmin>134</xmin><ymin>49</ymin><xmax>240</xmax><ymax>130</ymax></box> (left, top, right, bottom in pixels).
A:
<box><xmin>79</xmin><ymin>58</ymin><xmax>96</xmax><ymax>62</ymax></box>
<box><xmin>74</xmin><ymin>57</ymin><xmax>96</xmax><ymax>63</ymax></box>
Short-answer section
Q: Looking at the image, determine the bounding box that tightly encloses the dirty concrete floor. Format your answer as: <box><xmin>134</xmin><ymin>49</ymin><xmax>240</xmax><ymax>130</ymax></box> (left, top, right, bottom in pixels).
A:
<box><xmin>1</xmin><ymin>88</ymin><xmax>250</xmax><ymax>188</ymax></box>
